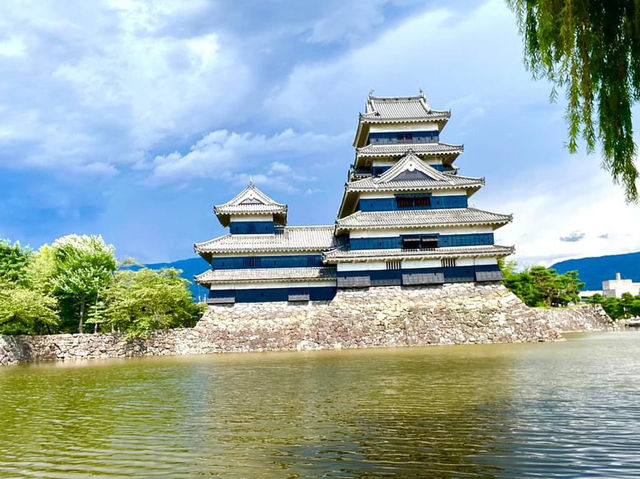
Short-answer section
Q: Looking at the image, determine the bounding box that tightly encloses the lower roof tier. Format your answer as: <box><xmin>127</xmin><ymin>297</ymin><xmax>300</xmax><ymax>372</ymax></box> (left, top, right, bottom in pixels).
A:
<box><xmin>336</xmin><ymin>208</ymin><xmax>512</xmax><ymax>232</ymax></box>
<box><xmin>194</xmin><ymin>225</ymin><xmax>336</xmax><ymax>257</ymax></box>
<box><xmin>195</xmin><ymin>266</ymin><xmax>337</xmax><ymax>285</ymax></box>
<box><xmin>323</xmin><ymin>244</ymin><xmax>514</xmax><ymax>263</ymax></box>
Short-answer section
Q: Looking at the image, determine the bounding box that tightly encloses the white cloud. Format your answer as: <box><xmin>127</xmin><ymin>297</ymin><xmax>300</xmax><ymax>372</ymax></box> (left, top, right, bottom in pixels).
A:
<box><xmin>0</xmin><ymin>0</ymin><xmax>251</xmax><ymax>176</ymax></box>
<box><xmin>148</xmin><ymin>128</ymin><xmax>349</xmax><ymax>191</ymax></box>
<box><xmin>307</xmin><ymin>0</ymin><xmax>387</xmax><ymax>44</ymax></box>
<box><xmin>264</xmin><ymin>0</ymin><xmax>540</xmax><ymax>131</ymax></box>
<box><xmin>0</xmin><ymin>34</ymin><xmax>26</xmax><ymax>57</ymax></box>
<box><xmin>485</xmin><ymin>154</ymin><xmax>640</xmax><ymax>267</ymax></box>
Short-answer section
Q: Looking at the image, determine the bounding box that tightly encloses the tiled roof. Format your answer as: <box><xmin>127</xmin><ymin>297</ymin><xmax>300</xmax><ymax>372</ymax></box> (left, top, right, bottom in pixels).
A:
<box><xmin>214</xmin><ymin>181</ymin><xmax>287</xmax><ymax>225</ymax></box>
<box><xmin>195</xmin><ymin>266</ymin><xmax>337</xmax><ymax>285</ymax></box>
<box><xmin>346</xmin><ymin>175</ymin><xmax>483</xmax><ymax>192</ymax></box>
<box><xmin>324</xmin><ymin>245</ymin><xmax>514</xmax><ymax>262</ymax></box>
<box><xmin>356</xmin><ymin>142</ymin><xmax>463</xmax><ymax>158</ymax></box>
<box><xmin>336</xmin><ymin>208</ymin><xmax>512</xmax><ymax>231</ymax></box>
<box><xmin>195</xmin><ymin>225</ymin><xmax>336</xmax><ymax>255</ymax></box>
<box><xmin>346</xmin><ymin>152</ymin><xmax>483</xmax><ymax>192</ymax></box>
<box><xmin>362</xmin><ymin>95</ymin><xmax>450</xmax><ymax>122</ymax></box>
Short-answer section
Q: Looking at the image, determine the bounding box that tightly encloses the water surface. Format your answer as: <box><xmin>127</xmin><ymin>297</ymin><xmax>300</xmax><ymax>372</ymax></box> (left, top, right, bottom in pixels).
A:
<box><xmin>1</xmin><ymin>332</ymin><xmax>640</xmax><ymax>477</ymax></box>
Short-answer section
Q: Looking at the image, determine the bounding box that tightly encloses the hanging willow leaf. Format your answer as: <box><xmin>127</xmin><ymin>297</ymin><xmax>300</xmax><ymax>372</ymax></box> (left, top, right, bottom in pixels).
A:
<box><xmin>508</xmin><ymin>0</ymin><xmax>640</xmax><ymax>202</ymax></box>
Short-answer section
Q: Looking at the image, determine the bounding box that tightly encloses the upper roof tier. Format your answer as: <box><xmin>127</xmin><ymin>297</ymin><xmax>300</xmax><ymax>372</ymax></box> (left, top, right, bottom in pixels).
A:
<box><xmin>214</xmin><ymin>181</ymin><xmax>288</xmax><ymax>227</ymax></box>
<box><xmin>354</xmin><ymin>92</ymin><xmax>451</xmax><ymax>147</ymax></box>
<box><xmin>356</xmin><ymin>142</ymin><xmax>463</xmax><ymax>160</ymax></box>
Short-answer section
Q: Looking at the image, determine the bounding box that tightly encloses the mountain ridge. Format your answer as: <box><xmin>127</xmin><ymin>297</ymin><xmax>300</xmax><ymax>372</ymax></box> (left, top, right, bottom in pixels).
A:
<box><xmin>551</xmin><ymin>251</ymin><xmax>640</xmax><ymax>290</ymax></box>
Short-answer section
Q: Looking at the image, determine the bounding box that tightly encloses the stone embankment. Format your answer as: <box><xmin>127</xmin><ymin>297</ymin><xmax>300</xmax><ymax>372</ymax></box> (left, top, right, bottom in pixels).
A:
<box><xmin>0</xmin><ymin>283</ymin><xmax>613</xmax><ymax>367</ymax></box>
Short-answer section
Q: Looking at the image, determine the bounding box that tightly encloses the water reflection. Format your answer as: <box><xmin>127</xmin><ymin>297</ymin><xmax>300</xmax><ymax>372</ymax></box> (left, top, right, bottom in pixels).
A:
<box><xmin>1</xmin><ymin>332</ymin><xmax>640</xmax><ymax>477</ymax></box>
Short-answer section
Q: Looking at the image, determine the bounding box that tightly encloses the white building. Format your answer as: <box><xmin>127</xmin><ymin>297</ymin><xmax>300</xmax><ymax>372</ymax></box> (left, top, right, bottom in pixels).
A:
<box><xmin>602</xmin><ymin>273</ymin><xmax>640</xmax><ymax>298</ymax></box>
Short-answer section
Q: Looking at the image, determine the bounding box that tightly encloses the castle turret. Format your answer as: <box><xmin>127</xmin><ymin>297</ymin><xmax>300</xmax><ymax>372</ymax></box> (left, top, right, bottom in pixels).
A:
<box><xmin>213</xmin><ymin>180</ymin><xmax>287</xmax><ymax>234</ymax></box>
<box><xmin>194</xmin><ymin>182</ymin><xmax>337</xmax><ymax>304</ymax></box>
<box><xmin>328</xmin><ymin>93</ymin><xmax>514</xmax><ymax>288</ymax></box>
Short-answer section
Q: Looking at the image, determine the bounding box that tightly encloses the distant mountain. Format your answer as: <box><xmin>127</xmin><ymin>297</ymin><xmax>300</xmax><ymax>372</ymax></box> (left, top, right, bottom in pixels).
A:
<box><xmin>129</xmin><ymin>257</ymin><xmax>210</xmax><ymax>301</ymax></box>
<box><xmin>551</xmin><ymin>251</ymin><xmax>640</xmax><ymax>291</ymax></box>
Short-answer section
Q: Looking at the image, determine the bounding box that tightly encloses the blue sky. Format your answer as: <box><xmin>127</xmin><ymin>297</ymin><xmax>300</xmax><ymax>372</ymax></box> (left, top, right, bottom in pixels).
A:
<box><xmin>1</xmin><ymin>0</ymin><xmax>639</xmax><ymax>266</ymax></box>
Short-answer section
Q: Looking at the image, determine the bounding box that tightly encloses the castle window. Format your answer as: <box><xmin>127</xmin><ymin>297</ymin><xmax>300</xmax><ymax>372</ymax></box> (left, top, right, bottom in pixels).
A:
<box><xmin>243</xmin><ymin>257</ymin><xmax>258</xmax><ymax>268</ymax></box>
<box><xmin>442</xmin><ymin>258</ymin><xmax>456</xmax><ymax>268</ymax></box>
<box><xmin>402</xmin><ymin>235</ymin><xmax>438</xmax><ymax>250</ymax></box>
<box><xmin>386</xmin><ymin>260</ymin><xmax>401</xmax><ymax>270</ymax></box>
<box><xmin>396</xmin><ymin>194</ymin><xmax>431</xmax><ymax>209</ymax></box>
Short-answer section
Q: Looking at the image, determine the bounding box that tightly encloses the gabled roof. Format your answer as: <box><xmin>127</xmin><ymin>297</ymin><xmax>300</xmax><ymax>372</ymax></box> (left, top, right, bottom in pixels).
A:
<box><xmin>338</xmin><ymin>153</ymin><xmax>484</xmax><ymax>217</ymax></box>
<box><xmin>323</xmin><ymin>244</ymin><xmax>515</xmax><ymax>263</ymax></box>
<box><xmin>380</xmin><ymin>152</ymin><xmax>450</xmax><ymax>182</ymax></box>
<box><xmin>194</xmin><ymin>225</ymin><xmax>336</xmax><ymax>256</ymax></box>
<box><xmin>336</xmin><ymin>208</ymin><xmax>512</xmax><ymax>232</ymax></box>
<box><xmin>214</xmin><ymin>181</ymin><xmax>287</xmax><ymax>226</ymax></box>
<box><xmin>346</xmin><ymin>153</ymin><xmax>484</xmax><ymax>193</ymax></box>
<box><xmin>194</xmin><ymin>266</ymin><xmax>337</xmax><ymax>285</ymax></box>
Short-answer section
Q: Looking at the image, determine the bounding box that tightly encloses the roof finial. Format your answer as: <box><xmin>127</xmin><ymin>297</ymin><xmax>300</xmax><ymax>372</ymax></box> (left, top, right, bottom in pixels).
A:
<box><xmin>368</xmin><ymin>89</ymin><xmax>375</xmax><ymax>98</ymax></box>
<box><xmin>248</xmin><ymin>176</ymin><xmax>254</xmax><ymax>187</ymax></box>
<box><xmin>419</xmin><ymin>88</ymin><xmax>424</xmax><ymax>98</ymax></box>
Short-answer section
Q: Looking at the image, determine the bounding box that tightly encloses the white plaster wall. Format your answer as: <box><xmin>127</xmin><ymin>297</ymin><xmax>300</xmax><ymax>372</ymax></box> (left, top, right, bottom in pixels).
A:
<box><xmin>210</xmin><ymin>280</ymin><xmax>336</xmax><ymax>290</ymax></box>
<box><xmin>211</xmin><ymin>251</ymin><xmax>325</xmax><ymax>258</ymax></box>
<box><xmin>350</xmin><ymin>226</ymin><xmax>493</xmax><ymax>238</ymax></box>
<box><xmin>369</xmin><ymin>123</ymin><xmax>439</xmax><ymax>132</ymax></box>
<box><xmin>229</xmin><ymin>214</ymin><xmax>274</xmax><ymax>222</ymax></box>
<box><xmin>475</xmin><ymin>258</ymin><xmax>498</xmax><ymax>266</ymax></box>
<box><xmin>337</xmin><ymin>262</ymin><xmax>387</xmax><ymax>272</ymax></box>
<box><xmin>401</xmin><ymin>260</ymin><xmax>441</xmax><ymax>269</ymax></box>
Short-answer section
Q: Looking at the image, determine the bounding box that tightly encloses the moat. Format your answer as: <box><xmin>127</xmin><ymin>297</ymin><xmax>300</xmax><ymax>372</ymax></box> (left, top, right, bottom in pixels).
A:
<box><xmin>1</xmin><ymin>331</ymin><xmax>639</xmax><ymax>478</ymax></box>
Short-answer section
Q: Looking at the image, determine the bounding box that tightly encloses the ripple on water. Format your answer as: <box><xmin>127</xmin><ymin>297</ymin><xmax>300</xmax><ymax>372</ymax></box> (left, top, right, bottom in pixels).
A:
<box><xmin>1</xmin><ymin>332</ymin><xmax>640</xmax><ymax>477</ymax></box>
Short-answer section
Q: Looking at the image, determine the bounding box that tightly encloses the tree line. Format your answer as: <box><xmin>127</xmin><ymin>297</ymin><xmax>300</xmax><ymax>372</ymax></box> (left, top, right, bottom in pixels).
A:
<box><xmin>585</xmin><ymin>293</ymin><xmax>640</xmax><ymax>320</ymax></box>
<box><xmin>0</xmin><ymin>235</ymin><xmax>204</xmax><ymax>336</ymax></box>
<box><xmin>499</xmin><ymin>260</ymin><xmax>584</xmax><ymax>307</ymax></box>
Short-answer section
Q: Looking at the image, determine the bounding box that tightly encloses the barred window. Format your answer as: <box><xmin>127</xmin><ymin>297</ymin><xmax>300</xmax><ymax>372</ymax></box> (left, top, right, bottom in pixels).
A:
<box><xmin>386</xmin><ymin>260</ymin><xmax>401</xmax><ymax>270</ymax></box>
<box><xmin>441</xmin><ymin>258</ymin><xmax>456</xmax><ymax>268</ymax></box>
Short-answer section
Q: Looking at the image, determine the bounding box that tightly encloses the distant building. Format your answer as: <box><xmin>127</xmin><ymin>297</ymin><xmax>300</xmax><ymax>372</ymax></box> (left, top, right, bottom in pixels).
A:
<box><xmin>602</xmin><ymin>273</ymin><xmax>640</xmax><ymax>298</ymax></box>
<box><xmin>194</xmin><ymin>92</ymin><xmax>514</xmax><ymax>304</ymax></box>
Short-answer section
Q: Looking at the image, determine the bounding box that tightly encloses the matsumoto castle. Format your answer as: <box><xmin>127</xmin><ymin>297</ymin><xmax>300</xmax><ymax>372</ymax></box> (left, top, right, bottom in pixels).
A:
<box><xmin>195</xmin><ymin>93</ymin><xmax>514</xmax><ymax>304</ymax></box>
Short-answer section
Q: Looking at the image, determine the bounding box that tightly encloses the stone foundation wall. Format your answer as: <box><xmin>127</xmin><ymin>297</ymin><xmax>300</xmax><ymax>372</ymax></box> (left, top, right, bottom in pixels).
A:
<box><xmin>0</xmin><ymin>283</ymin><xmax>612</xmax><ymax>367</ymax></box>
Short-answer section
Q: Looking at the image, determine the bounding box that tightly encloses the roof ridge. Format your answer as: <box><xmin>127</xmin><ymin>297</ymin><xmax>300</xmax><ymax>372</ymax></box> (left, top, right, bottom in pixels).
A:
<box><xmin>375</xmin><ymin>152</ymin><xmax>449</xmax><ymax>183</ymax></box>
<box><xmin>215</xmin><ymin>182</ymin><xmax>286</xmax><ymax>209</ymax></box>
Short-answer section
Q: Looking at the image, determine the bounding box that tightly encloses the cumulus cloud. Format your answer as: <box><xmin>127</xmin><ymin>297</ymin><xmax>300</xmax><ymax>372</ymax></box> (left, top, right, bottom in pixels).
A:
<box><xmin>264</xmin><ymin>0</ymin><xmax>540</xmax><ymax>132</ymax></box>
<box><xmin>0</xmin><ymin>0</ymin><xmax>251</xmax><ymax>176</ymax></box>
<box><xmin>560</xmin><ymin>231</ymin><xmax>586</xmax><ymax>243</ymax></box>
<box><xmin>148</xmin><ymin>128</ymin><xmax>349</xmax><ymax>191</ymax></box>
<box><xmin>484</xmin><ymin>154</ymin><xmax>640</xmax><ymax>267</ymax></box>
<box><xmin>307</xmin><ymin>0</ymin><xmax>388</xmax><ymax>44</ymax></box>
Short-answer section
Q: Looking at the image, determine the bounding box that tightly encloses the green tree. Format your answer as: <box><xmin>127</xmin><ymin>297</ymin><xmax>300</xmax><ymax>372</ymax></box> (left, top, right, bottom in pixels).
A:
<box><xmin>50</xmin><ymin>235</ymin><xmax>117</xmax><ymax>334</ymax></box>
<box><xmin>0</xmin><ymin>281</ymin><xmax>59</xmax><ymax>335</ymax></box>
<box><xmin>508</xmin><ymin>1</ymin><xmax>640</xmax><ymax>201</ymax></box>
<box><xmin>500</xmin><ymin>262</ymin><xmax>584</xmax><ymax>307</ymax></box>
<box><xmin>552</xmin><ymin>270</ymin><xmax>584</xmax><ymax>306</ymax></box>
<box><xmin>95</xmin><ymin>268</ymin><xmax>204</xmax><ymax>337</ymax></box>
<box><xmin>620</xmin><ymin>292</ymin><xmax>636</xmax><ymax>318</ymax></box>
<box><xmin>602</xmin><ymin>296</ymin><xmax>624</xmax><ymax>319</ymax></box>
<box><xmin>586</xmin><ymin>293</ymin><xmax>605</xmax><ymax>305</ymax></box>
<box><xmin>0</xmin><ymin>239</ymin><xmax>32</xmax><ymax>285</ymax></box>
